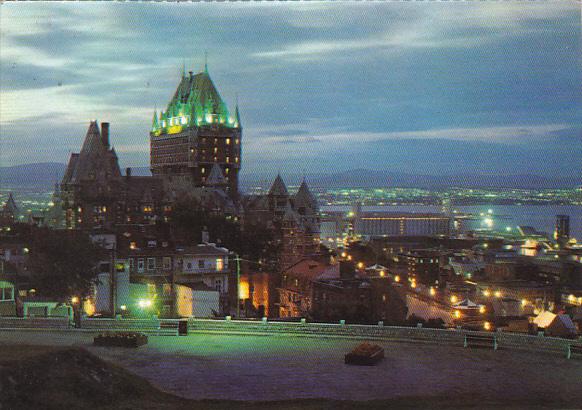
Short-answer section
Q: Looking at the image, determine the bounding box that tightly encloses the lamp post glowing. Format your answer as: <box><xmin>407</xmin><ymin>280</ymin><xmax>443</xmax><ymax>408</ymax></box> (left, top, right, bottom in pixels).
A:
<box><xmin>450</xmin><ymin>295</ymin><xmax>458</xmax><ymax>304</ymax></box>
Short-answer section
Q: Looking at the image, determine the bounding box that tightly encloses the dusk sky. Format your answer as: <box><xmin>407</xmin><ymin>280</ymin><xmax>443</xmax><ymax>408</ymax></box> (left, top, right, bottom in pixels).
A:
<box><xmin>1</xmin><ymin>2</ymin><xmax>580</xmax><ymax>180</ymax></box>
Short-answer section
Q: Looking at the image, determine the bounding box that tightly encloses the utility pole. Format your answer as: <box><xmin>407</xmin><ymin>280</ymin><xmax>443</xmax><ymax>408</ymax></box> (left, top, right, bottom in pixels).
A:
<box><xmin>234</xmin><ymin>253</ymin><xmax>241</xmax><ymax>318</ymax></box>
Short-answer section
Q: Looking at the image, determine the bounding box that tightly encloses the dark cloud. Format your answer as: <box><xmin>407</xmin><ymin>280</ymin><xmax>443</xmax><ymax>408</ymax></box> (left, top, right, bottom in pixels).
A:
<box><xmin>1</xmin><ymin>3</ymin><xmax>580</xmax><ymax>179</ymax></box>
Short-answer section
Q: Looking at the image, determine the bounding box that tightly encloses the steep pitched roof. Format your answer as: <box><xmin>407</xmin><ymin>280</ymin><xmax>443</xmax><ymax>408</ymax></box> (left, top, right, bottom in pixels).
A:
<box><xmin>62</xmin><ymin>153</ymin><xmax>79</xmax><ymax>184</ymax></box>
<box><xmin>206</xmin><ymin>163</ymin><xmax>226</xmax><ymax>186</ymax></box>
<box><xmin>3</xmin><ymin>193</ymin><xmax>18</xmax><ymax>214</ymax></box>
<box><xmin>294</xmin><ymin>179</ymin><xmax>318</xmax><ymax>211</ymax></box>
<box><xmin>66</xmin><ymin>121</ymin><xmax>122</xmax><ymax>184</ymax></box>
<box><xmin>155</xmin><ymin>70</ymin><xmax>238</xmax><ymax>131</ymax></box>
<box><xmin>269</xmin><ymin>174</ymin><xmax>288</xmax><ymax>197</ymax></box>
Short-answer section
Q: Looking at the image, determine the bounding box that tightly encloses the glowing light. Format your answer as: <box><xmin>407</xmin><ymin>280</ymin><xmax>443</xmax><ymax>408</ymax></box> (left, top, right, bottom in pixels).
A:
<box><xmin>506</xmin><ymin>226</ymin><xmax>512</xmax><ymax>232</ymax></box>
<box><xmin>568</xmin><ymin>294</ymin><xmax>576</xmax><ymax>303</ymax></box>
<box><xmin>450</xmin><ymin>295</ymin><xmax>458</xmax><ymax>303</ymax></box>
<box><xmin>494</xmin><ymin>291</ymin><xmax>502</xmax><ymax>298</ymax></box>
<box><xmin>394</xmin><ymin>275</ymin><xmax>401</xmax><ymax>283</ymax></box>
<box><xmin>484</xmin><ymin>321</ymin><xmax>491</xmax><ymax>331</ymax></box>
<box><xmin>454</xmin><ymin>310</ymin><xmax>461</xmax><ymax>319</ymax></box>
<box><xmin>521</xmin><ymin>299</ymin><xmax>528</xmax><ymax>307</ymax></box>
<box><xmin>120</xmin><ymin>305</ymin><xmax>127</xmax><ymax>311</ymax></box>
<box><xmin>410</xmin><ymin>282</ymin><xmax>417</xmax><ymax>289</ymax></box>
<box><xmin>429</xmin><ymin>287</ymin><xmax>436</xmax><ymax>296</ymax></box>
<box><xmin>357</xmin><ymin>262</ymin><xmax>364</xmax><ymax>269</ymax></box>
<box><xmin>347</xmin><ymin>255</ymin><xmax>352</xmax><ymax>261</ymax></box>
<box><xmin>71</xmin><ymin>296</ymin><xmax>79</xmax><ymax>304</ymax></box>
<box><xmin>380</xmin><ymin>270</ymin><xmax>385</xmax><ymax>277</ymax></box>
<box><xmin>138</xmin><ymin>299</ymin><xmax>152</xmax><ymax>309</ymax></box>
<box><xmin>483</xmin><ymin>290</ymin><xmax>491</xmax><ymax>297</ymax></box>
<box><xmin>341</xmin><ymin>252</ymin><xmax>347</xmax><ymax>258</ymax></box>
<box><xmin>488</xmin><ymin>209</ymin><xmax>493</xmax><ymax>214</ymax></box>
<box><xmin>479</xmin><ymin>305</ymin><xmax>486</xmax><ymax>314</ymax></box>
<box><xmin>483</xmin><ymin>218</ymin><xmax>493</xmax><ymax>228</ymax></box>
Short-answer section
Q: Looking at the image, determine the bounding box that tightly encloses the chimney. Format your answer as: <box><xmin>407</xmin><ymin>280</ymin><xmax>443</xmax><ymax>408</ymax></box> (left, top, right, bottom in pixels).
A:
<box><xmin>101</xmin><ymin>122</ymin><xmax>110</xmax><ymax>147</ymax></box>
<box><xmin>126</xmin><ymin>167</ymin><xmax>131</xmax><ymax>179</ymax></box>
<box><xmin>201</xmin><ymin>227</ymin><xmax>209</xmax><ymax>243</ymax></box>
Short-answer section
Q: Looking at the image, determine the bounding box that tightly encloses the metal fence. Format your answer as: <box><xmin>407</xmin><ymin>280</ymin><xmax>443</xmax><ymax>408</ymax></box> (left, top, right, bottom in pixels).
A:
<box><xmin>0</xmin><ymin>316</ymin><xmax>580</xmax><ymax>357</ymax></box>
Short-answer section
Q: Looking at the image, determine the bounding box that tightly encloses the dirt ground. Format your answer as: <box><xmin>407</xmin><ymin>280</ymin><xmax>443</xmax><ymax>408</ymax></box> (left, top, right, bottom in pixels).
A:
<box><xmin>1</xmin><ymin>330</ymin><xmax>580</xmax><ymax>409</ymax></box>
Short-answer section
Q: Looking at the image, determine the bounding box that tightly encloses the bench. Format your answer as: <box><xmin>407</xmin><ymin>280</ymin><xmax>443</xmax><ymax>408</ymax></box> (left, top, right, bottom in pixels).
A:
<box><xmin>464</xmin><ymin>333</ymin><xmax>498</xmax><ymax>350</ymax></box>
<box><xmin>566</xmin><ymin>344</ymin><xmax>582</xmax><ymax>359</ymax></box>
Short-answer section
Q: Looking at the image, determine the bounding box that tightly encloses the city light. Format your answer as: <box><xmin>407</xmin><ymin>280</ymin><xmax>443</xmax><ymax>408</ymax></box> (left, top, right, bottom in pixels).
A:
<box><xmin>484</xmin><ymin>321</ymin><xmax>491</xmax><ymax>331</ymax></box>
<box><xmin>479</xmin><ymin>305</ymin><xmax>486</xmax><ymax>314</ymax></box>
<box><xmin>357</xmin><ymin>262</ymin><xmax>364</xmax><ymax>269</ymax></box>
<box><xmin>521</xmin><ymin>299</ymin><xmax>528</xmax><ymax>307</ymax></box>
<box><xmin>494</xmin><ymin>291</ymin><xmax>502</xmax><ymax>298</ymax></box>
<box><xmin>454</xmin><ymin>310</ymin><xmax>461</xmax><ymax>319</ymax></box>
<box><xmin>379</xmin><ymin>270</ymin><xmax>385</xmax><ymax>277</ymax></box>
<box><xmin>568</xmin><ymin>294</ymin><xmax>576</xmax><ymax>303</ymax></box>
<box><xmin>341</xmin><ymin>252</ymin><xmax>347</xmax><ymax>258</ymax></box>
<box><xmin>71</xmin><ymin>296</ymin><xmax>79</xmax><ymax>304</ymax></box>
<box><xmin>450</xmin><ymin>295</ymin><xmax>458</xmax><ymax>303</ymax></box>
<box><xmin>483</xmin><ymin>290</ymin><xmax>491</xmax><ymax>297</ymax></box>
<box><xmin>429</xmin><ymin>287</ymin><xmax>436</xmax><ymax>296</ymax></box>
<box><xmin>394</xmin><ymin>275</ymin><xmax>401</xmax><ymax>283</ymax></box>
<box><xmin>138</xmin><ymin>299</ymin><xmax>152</xmax><ymax>309</ymax></box>
<box><xmin>120</xmin><ymin>305</ymin><xmax>127</xmax><ymax>311</ymax></box>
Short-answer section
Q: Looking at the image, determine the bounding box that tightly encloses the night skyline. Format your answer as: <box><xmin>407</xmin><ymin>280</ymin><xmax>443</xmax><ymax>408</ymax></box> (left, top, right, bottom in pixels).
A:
<box><xmin>1</xmin><ymin>2</ymin><xmax>580</xmax><ymax>180</ymax></box>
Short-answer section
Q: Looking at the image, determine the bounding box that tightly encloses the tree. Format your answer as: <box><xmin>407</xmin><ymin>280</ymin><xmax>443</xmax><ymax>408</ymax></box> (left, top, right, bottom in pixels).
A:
<box><xmin>27</xmin><ymin>228</ymin><xmax>105</xmax><ymax>300</ymax></box>
<box><xmin>169</xmin><ymin>198</ymin><xmax>279</xmax><ymax>264</ymax></box>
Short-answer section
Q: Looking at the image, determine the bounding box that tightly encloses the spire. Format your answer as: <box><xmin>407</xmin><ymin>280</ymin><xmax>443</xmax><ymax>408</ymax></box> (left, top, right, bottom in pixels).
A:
<box><xmin>269</xmin><ymin>174</ymin><xmax>288</xmax><ymax>197</ymax></box>
<box><xmin>152</xmin><ymin>109</ymin><xmax>159</xmax><ymax>130</ymax></box>
<box><xmin>182</xmin><ymin>59</ymin><xmax>186</xmax><ymax>79</ymax></box>
<box><xmin>204</xmin><ymin>51</ymin><xmax>208</xmax><ymax>73</ymax></box>
<box><xmin>235</xmin><ymin>98</ymin><xmax>241</xmax><ymax>128</ymax></box>
<box><xmin>206</xmin><ymin>163</ymin><xmax>227</xmax><ymax>186</ymax></box>
<box><xmin>295</xmin><ymin>177</ymin><xmax>318</xmax><ymax>211</ymax></box>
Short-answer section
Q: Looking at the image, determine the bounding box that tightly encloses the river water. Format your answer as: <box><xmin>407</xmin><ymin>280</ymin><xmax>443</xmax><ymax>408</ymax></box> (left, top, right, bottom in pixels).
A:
<box><xmin>321</xmin><ymin>204</ymin><xmax>582</xmax><ymax>239</ymax></box>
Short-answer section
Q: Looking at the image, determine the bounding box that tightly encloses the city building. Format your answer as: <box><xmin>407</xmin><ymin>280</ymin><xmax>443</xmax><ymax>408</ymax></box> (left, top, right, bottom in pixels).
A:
<box><xmin>352</xmin><ymin>207</ymin><xmax>451</xmax><ymax>239</ymax></box>
<box><xmin>243</xmin><ymin>175</ymin><xmax>321</xmax><ymax>269</ymax></box>
<box><xmin>60</xmin><ymin>121</ymin><xmax>169</xmax><ymax>230</ymax></box>
<box><xmin>150</xmin><ymin>66</ymin><xmax>241</xmax><ymax>200</ymax></box>
<box><xmin>277</xmin><ymin>258</ymin><xmax>339</xmax><ymax>318</ymax></box>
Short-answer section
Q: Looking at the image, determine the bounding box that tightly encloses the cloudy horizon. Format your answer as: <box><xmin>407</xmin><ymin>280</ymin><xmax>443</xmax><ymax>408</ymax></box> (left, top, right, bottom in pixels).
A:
<box><xmin>1</xmin><ymin>2</ymin><xmax>580</xmax><ymax>180</ymax></box>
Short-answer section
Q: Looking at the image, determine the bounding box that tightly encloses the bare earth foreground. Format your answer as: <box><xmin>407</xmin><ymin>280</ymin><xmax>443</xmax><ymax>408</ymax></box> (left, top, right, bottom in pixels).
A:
<box><xmin>1</xmin><ymin>330</ymin><xmax>581</xmax><ymax>409</ymax></box>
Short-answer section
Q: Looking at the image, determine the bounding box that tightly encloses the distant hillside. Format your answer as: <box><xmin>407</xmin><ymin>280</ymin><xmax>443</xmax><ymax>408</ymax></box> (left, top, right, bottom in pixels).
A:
<box><xmin>1</xmin><ymin>163</ymin><xmax>578</xmax><ymax>190</ymax></box>
<box><xmin>309</xmin><ymin>169</ymin><xmax>580</xmax><ymax>189</ymax></box>
<box><xmin>0</xmin><ymin>163</ymin><xmax>66</xmax><ymax>188</ymax></box>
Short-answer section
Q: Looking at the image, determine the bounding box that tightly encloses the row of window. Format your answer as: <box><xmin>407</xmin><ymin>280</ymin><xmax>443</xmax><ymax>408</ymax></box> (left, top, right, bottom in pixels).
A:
<box><xmin>127</xmin><ymin>257</ymin><xmax>225</xmax><ymax>273</ymax></box>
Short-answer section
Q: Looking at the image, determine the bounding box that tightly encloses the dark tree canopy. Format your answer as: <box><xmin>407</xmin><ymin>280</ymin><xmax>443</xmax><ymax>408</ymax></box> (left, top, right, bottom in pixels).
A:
<box><xmin>27</xmin><ymin>229</ymin><xmax>105</xmax><ymax>300</ymax></box>
<box><xmin>169</xmin><ymin>198</ymin><xmax>279</xmax><ymax>264</ymax></box>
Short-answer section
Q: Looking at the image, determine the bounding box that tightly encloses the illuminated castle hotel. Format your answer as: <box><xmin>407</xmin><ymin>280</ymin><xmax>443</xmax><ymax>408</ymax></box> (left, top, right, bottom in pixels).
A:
<box><xmin>150</xmin><ymin>66</ymin><xmax>241</xmax><ymax>199</ymax></box>
<box><xmin>61</xmin><ymin>66</ymin><xmax>242</xmax><ymax>229</ymax></box>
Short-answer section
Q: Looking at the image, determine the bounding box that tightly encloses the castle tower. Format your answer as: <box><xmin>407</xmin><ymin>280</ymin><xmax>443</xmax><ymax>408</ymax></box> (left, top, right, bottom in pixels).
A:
<box><xmin>150</xmin><ymin>67</ymin><xmax>241</xmax><ymax>200</ymax></box>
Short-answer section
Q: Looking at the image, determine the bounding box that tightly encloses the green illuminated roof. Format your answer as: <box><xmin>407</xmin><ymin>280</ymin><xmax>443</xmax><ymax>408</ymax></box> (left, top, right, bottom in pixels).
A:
<box><xmin>152</xmin><ymin>69</ymin><xmax>240</xmax><ymax>134</ymax></box>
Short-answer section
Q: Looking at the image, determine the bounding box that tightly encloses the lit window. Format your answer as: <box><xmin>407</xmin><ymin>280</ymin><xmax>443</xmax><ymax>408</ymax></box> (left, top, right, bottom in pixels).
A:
<box><xmin>147</xmin><ymin>258</ymin><xmax>156</xmax><ymax>271</ymax></box>
<box><xmin>201</xmin><ymin>168</ymin><xmax>205</xmax><ymax>174</ymax></box>
<box><xmin>130</xmin><ymin>241</ymin><xmax>137</xmax><ymax>250</ymax></box>
<box><xmin>235</xmin><ymin>157</ymin><xmax>239</xmax><ymax>163</ymax></box>
<box><xmin>163</xmin><ymin>257</ymin><xmax>171</xmax><ymax>270</ymax></box>
<box><xmin>213</xmin><ymin>147</ymin><xmax>218</xmax><ymax>154</ymax></box>
<box><xmin>216</xmin><ymin>258</ymin><xmax>224</xmax><ymax>271</ymax></box>
<box><xmin>226</xmin><ymin>157</ymin><xmax>230</xmax><ymax>163</ymax></box>
<box><xmin>226</xmin><ymin>138</ymin><xmax>231</xmax><ymax>145</ymax></box>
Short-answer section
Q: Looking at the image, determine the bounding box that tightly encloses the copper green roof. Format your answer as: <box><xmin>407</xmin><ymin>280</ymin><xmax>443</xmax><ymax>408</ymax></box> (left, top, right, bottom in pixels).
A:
<box><xmin>152</xmin><ymin>70</ymin><xmax>240</xmax><ymax>134</ymax></box>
